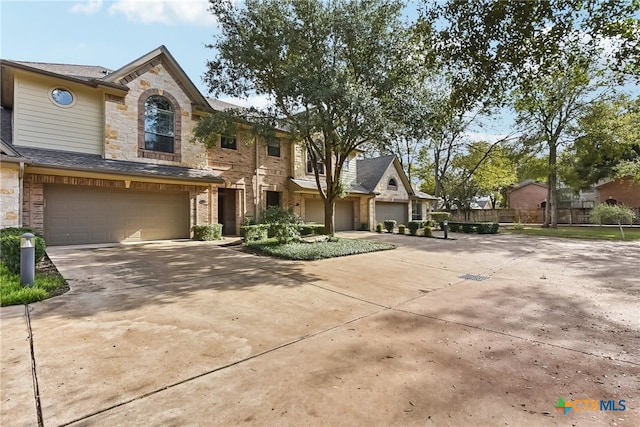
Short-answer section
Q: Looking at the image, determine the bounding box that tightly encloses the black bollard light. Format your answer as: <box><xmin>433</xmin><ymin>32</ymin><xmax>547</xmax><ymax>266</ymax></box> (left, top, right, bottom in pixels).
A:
<box><xmin>443</xmin><ymin>220</ymin><xmax>448</xmax><ymax>240</ymax></box>
<box><xmin>20</xmin><ymin>233</ymin><xmax>35</xmax><ymax>287</ymax></box>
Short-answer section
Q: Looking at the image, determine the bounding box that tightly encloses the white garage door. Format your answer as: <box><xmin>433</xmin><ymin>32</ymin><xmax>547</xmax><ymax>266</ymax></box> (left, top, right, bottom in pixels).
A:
<box><xmin>305</xmin><ymin>199</ymin><xmax>354</xmax><ymax>231</ymax></box>
<box><xmin>375</xmin><ymin>202</ymin><xmax>408</xmax><ymax>226</ymax></box>
<box><xmin>44</xmin><ymin>184</ymin><xmax>190</xmax><ymax>245</ymax></box>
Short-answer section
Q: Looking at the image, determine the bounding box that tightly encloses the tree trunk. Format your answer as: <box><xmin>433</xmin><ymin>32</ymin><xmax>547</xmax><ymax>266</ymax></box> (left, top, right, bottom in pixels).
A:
<box><xmin>543</xmin><ymin>142</ymin><xmax>558</xmax><ymax>228</ymax></box>
<box><xmin>324</xmin><ymin>194</ymin><xmax>336</xmax><ymax>236</ymax></box>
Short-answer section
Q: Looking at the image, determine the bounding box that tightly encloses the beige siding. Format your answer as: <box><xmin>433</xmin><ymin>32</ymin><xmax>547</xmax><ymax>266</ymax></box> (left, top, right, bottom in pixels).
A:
<box><xmin>341</xmin><ymin>154</ymin><xmax>357</xmax><ymax>185</ymax></box>
<box><xmin>13</xmin><ymin>72</ymin><xmax>103</xmax><ymax>154</ymax></box>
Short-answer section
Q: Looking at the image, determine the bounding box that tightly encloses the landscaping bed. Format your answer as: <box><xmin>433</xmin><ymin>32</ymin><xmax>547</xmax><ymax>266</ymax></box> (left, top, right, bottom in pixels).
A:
<box><xmin>1</xmin><ymin>254</ymin><xmax>69</xmax><ymax>306</ymax></box>
<box><xmin>245</xmin><ymin>237</ymin><xmax>395</xmax><ymax>260</ymax></box>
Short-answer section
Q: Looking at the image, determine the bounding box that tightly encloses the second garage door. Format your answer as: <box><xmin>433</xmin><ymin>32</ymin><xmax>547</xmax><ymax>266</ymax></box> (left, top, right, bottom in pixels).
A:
<box><xmin>44</xmin><ymin>184</ymin><xmax>190</xmax><ymax>245</ymax></box>
<box><xmin>304</xmin><ymin>199</ymin><xmax>354</xmax><ymax>231</ymax></box>
<box><xmin>375</xmin><ymin>202</ymin><xmax>408</xmax><ymax>226</ymax></box>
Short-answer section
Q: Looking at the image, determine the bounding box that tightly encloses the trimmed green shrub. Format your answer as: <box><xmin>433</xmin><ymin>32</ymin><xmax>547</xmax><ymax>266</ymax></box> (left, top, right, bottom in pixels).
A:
<box><xmin>383</xmin><ymin>220</ymin><xmax>396</xmax><ymax>233</ymax></box>
<box><xmin>398</xmin><ymin>224</ymin><xmax>406</xmax><ymax>235</ymax></box>
<box><xmin>359</xmin><ymin>222</ymin><xmax>369</xmax><ymax>231</ymax></box>
<box><xmin>192</xmin><ymin>224</ymin><xmax>223</xmax><ymax>241</ymax></box>
<box><xmin>241</xmin><ymin>224</ymin><xmax>269</xmax><ymax>241</ymax></box>
<box><xmin>271</xmin><ymin>223</ymin><xmax>300</xmax><ymax>244</ymax></box>
<box><xmin>462</xmin><ymin>223</ymin><xmax>476</xmax><ymax>233</ymax></box>
<box><xmin>0</xmin><ymin>231</ymin><xmax>46</xmax><ymax>275</ymax></box>
<box><xmin>261</xmin><ymin>206</ymin><xmax>301</xmax><ymax>225</ymax></box>
<box><xmin>407</xmin><ymin>221</ymin><xmax>421</xmax><ymax>236</ymax></box>
<box><xmin>0</xmin><ymin>227</ymin><xmax>43</xmax><ymax>238</ymax></box>
<box><xmin>297</xmin><ymin>224</ymin><xmax>326</xmax><ymax>236</ymax></box>
<box><xmin>477</xmin><ymin>223</ymin><xmax>500</xmax><ymax>234</ymax></box>
<box><xmin>448</xmin><ymin>222</ymin><xmax>461</xmax><ymax>232</ymax></box>
<box><xmin>423</xmin><ymin>225</ymin><xmax>433</xmax><ymax>237</ymax></box>
<box><xmin>429</xmin><ymin>212</ymin><xmax>451</xmax><ymax>223</ymax></box>
<box><xmin>376</xmin><ymin>223</ymin><xmax>383</xmax><ymax>233</ymax></box>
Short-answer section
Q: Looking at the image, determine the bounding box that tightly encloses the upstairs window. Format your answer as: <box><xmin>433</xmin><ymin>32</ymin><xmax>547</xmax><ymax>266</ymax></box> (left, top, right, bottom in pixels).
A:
<box><xmin>306</xmin><ymin>152</ymin><xmax>325</xmax><ymax>175</ymax></box>
<box><xmin>144</xmin><ymin>95</ymin><xmax>174</xmax><ymax>153</ymax></box>
<box><xmin>267</xmin><ymin>138</ymin><xmax>281</xmax><ymax>157</ymax></box>
<box><xmin>221</xmin><ymin>134</ymin><xmax>237</xmax><ymax>150</ymax></box>
<box><xmin>266</xmin><ymin>191</ymin><xmax>281</xmax><ymax>207</ymax></box>
<box><xmin>387</xmin><ymin>178</ymin><xmax>398</xmax><ymax>190</ymax></box>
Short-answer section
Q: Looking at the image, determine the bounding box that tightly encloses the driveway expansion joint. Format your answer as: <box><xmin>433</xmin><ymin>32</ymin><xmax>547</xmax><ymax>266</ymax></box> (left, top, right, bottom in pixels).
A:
<box><xmin>24</xmin><ymin>305</ymin><xmax>44</xmax><ymax>427</ymax></box>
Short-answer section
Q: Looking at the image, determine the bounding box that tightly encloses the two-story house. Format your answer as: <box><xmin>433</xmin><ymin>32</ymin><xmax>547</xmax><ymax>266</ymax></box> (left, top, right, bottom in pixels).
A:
<box><xmin>1</xmin><ymin>46</ymin><xmax>434</xmax><ymax>245</ymax></box>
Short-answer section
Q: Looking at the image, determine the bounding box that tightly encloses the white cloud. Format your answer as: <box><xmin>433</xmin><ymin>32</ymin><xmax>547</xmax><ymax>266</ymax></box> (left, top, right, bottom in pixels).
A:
<box><xmin>70</xmin><ymin>0</ymin><xmax>104</xmax><ymax>15</ymax></box>
<box><xmin>218</xmin><ymin>95</ymin><xmax>273</xmax><ymax>110</ymax></box>
<box><xmin>108</xmin><ymin>0</ymin><xmax>218</xmax><ymax>26</ymax></box>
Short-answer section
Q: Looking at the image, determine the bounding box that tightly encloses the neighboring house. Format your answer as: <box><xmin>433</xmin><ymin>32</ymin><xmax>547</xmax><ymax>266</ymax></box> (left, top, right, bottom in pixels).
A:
<box><xmin>507</xmin><ymin>180</ymin><xmax>547</xmax><ymax>209</ymax></box>
<box><xmin>595</xmin><ymin>176</ymin><xmax>640</xmax><ymax>208</ymax></box>
<box><xmin>0</xmin><ymin>46</ymin><xmax>433</xmax><ymax>244</ymax></box>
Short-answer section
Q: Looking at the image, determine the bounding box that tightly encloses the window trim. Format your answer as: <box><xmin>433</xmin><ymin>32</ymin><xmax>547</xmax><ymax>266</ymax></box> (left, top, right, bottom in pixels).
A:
<box><xmin>221</xmin><ymin>134</ymin><xmax>238</xmax><ymax>150</ymax></box>
<box><xmin>266</xmin><ymin>190</ymin><xmax>281</xmax><ymax>208</ymax></box>
<box><xmin>138</xmin><ymin>89</ymin><xmax>181</xmax><ymax>162</ymax></box>
<box><xmin>267</xmin><ymin>137</ymin><xmax>281</xmax><ymax>157</ymax></box>
<box><xmin>48</xmin><ymin>87</ymin><xmax>76</xmax><ymax>108</ymax></box>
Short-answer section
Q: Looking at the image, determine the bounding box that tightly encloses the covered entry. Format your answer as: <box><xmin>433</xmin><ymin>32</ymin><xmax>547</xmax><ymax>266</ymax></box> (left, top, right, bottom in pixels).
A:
<box><xmin>44</xmin><ymin>184</ymin><xmax>190</xmax><ymax>245</ymax></box>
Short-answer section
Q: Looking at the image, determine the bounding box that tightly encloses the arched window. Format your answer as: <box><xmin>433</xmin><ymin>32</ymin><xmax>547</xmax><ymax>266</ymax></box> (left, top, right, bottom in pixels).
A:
<box><xmin>144</xmin><ymin>95</ymin><xmax>174</xmax><ymax>153</ymax></box>
<box><xmin>387</xmin><ymin>178</ymin><xmax>398</xmax><ymax>190</ymax></box>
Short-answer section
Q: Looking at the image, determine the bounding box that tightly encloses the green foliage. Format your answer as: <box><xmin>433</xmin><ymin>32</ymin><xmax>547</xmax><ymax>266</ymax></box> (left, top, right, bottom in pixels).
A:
<box><xmin>446</xmin><ymin>222</ymin><xmax>499</xmax><ymax>234</ymax></box>
<box><xmin>423</xmin><ymin>225</ymin><xmax>433</xmax><ymax>237</ymax></box>
<box><xmin>429</xmin><ymin>212</ymin><xmax>451</xmax><ymax>223</ymax></box>
<box><xmin>271</xmin><ymin>223</ymin><xmax>300</xmax><ymax>244</ymax></box>
<box><xmin>407</xmin><ymin>221</ymin><xmax>421</xmax><ymax>236</ymax></box>
<box><xmin>205</xmin><ymin>0</ymin><xmax>417</xmax><ymax>235</ymax></box>
<box><xmin>461</xmin><ymin>223</ymin><xmax>476</xmax><ymax>233</ymax></box>
<box><xmin>1</xmin><ymin>262</ymin><xmax>67</xmax><ymax>306</ymax></box>
<box><xmin>0</xmin><ymin>228</ymin><xmax>46</xmax><ymax>275</ymax></box>
<box><xmin>398</xmin><ymin>224</ymin><xmax>406</xmax><ymax>235</ymax></box>
<box><xmin>261</xmin><ymin>206</ymin><xmax>300</xmax><ymax>225</ymax></box>
<box><xmin>191</xmin><ymin>224</ymin><xmax>223</xmax><ymax>241</ymax></box>
<box><xmin>241</xmin><ymin>225</ymin><xmax>269</xmax><ymax>242</ymax></box>
<box><xmin>448</xmin><ymin>222</ymin><xmax>460</xmax><ymax>232</ymax></box>
<box><xmin>297</xmin><ymin>224</ymin><xmax>326</xmax><ymax>236</ymax></box>
<box><xmin>246</xmin><ymin>238</ymin><xmax>395</xmax><ymax>261</ymax></box>
<box><xmin>383</xmin><ymin>220</ymin><xmax>397</xmax><ymax>233</ymax></box>
<box><xmin>376</xmin><ymin>223</ymin><xmax>383</xmax><ymax>233</ymax></box>
<box><xmin>591</xmin><ymin>204</ymin><xmax>635</xmax><ymax>225</ymax></box>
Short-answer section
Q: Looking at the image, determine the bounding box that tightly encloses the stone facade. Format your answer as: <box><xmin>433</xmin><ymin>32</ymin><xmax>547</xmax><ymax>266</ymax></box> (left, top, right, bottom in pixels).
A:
<box><xmin>104</xmin><ymin>62</ymin><xmax>208</xmax><ymax>169</ymax></box>
<box><xmin>0</xmin><ymin>165</ymin><xmax>20</xmax><ymax>228</ymax></box>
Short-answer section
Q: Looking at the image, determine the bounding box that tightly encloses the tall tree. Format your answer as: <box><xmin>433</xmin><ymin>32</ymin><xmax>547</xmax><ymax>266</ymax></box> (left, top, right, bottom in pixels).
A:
<box><xmin>561</xmin><ymin>95</ymin><xmax>640</xmax><ymax>190</ymax></box>
<box><xmin>200</xmin><ymin>0</ymin><xmax>415</xmax><ymax>235</ymax></box>
<box><xmin>422</xmin><ymin>0</ymin><xmax>639</xmax><ymax>227</ymax></box>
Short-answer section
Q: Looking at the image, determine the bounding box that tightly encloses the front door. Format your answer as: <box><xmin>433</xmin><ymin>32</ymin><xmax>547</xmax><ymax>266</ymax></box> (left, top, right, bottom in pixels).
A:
<box><xmin>218</xmin><ymin>189</ymin><xmax>238</xmax><ymax>235</ymax></box>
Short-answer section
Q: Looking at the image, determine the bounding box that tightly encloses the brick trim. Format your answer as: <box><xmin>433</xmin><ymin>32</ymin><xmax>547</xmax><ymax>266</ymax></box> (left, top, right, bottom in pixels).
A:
<box><xmin>138</xmin><ymin>88</ymin><xmax>182</xmax><ymax>162</ymax></box>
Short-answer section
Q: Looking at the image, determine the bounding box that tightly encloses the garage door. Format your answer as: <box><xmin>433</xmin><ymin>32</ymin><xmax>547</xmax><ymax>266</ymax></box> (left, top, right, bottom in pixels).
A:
<box><xmin>304</xmin><ymin>199</ymin><xmax>354</xmax><ymax>231</ymax></box>
<box><xmin>375</xmin><ymin>202</ymin><xmax>408</xmax><ymax>226</ymax></box>
<box><xmin>44</xmin><ymin>184</ymin><xmax>190</xmax><ymax>245</ymax></box>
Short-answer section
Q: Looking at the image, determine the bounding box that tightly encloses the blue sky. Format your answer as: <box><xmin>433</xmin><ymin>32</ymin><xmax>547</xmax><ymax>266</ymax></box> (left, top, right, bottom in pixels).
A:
<box><xmin>1</xmin><ymin>0</ymin><xmax>222</xmax><ymax>97</ymax></box>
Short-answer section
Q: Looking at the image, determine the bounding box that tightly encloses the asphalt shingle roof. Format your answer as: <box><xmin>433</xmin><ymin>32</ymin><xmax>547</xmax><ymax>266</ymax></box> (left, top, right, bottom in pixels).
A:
<box><xmin>12</xmin><ymin>61</ymin><xmax>113</xmax><ymax>80</ymax></box>
<box><xmin>14</xmin><ymin>146</ymin><xmax>223</xmax><ymax>183</ymax></box>
<box><xmin>356</xmin><ymin>155</ymin><xmax>396</xmax><ymax>192</ymax></box>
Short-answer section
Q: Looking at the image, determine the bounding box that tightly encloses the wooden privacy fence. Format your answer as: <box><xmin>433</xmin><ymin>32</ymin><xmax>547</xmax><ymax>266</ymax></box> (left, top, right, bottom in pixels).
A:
<box><xmin>446</xmin><ymin>208</ymin><xmax>640</xmax><ymax>225</ymax></box>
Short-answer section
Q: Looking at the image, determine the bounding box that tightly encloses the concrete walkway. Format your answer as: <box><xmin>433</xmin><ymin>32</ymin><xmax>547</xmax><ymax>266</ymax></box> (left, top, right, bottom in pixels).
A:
<box><xmin>1</xmin><ymin>232</ymin><xmax>638</xmax><ymax>426</ymax></box>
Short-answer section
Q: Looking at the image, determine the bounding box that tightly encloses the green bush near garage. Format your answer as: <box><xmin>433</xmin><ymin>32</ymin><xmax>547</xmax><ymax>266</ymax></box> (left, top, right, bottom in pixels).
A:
<box><xmin>191</xmin><ymin>224</ymin><xmax>223</xmax><ymax>241</ymax></box>
<box><xmin>0</xmin><ymin>227</ymin><xmax>46</xmax><ymax>275</ymax></box>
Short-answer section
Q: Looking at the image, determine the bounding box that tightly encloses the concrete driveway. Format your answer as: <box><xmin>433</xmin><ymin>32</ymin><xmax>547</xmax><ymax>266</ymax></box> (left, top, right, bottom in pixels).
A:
<box><xmin>1</xmin><ymin>232</ymin><xmax>638</xmax><ymax>426</ymax></box>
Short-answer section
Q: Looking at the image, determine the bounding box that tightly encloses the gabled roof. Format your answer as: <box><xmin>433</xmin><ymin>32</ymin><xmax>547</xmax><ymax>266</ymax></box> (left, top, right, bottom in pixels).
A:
<box><xmin>508</xmin><ymin>179</ymin><xmax>547</xmax><ymax>192</ymax></box>
<box><xmin>10</xmin><ymin>61</ymin><xmax>113</xmax><ymax>80</ymax></box>
<box><xmin>289</xmin><ymin>178</ymin><xmax>370</xmax><ymax>194</ymax></box>
<box><xmin>14</xmin><ymin>146</ymin><xmax>223</xmax><ymax>184</ymax></box>
<box><xmin>356</xmin><ymin>155</ymin><xmax>396</xmax><ymax>192</ymax></box>
<box><xmin>104</xmin><ymin>45</ymin><xmax>212</xmax><ymax>113</ymax></box>
<box><xmin>356</xmin><ymin>155</ymin><xmax>437</xmax><ymax>200</ymax></box>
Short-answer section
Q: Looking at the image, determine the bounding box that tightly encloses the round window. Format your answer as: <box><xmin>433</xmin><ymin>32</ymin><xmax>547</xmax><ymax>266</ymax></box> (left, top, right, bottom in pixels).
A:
<box><xmin>50</xmin><ymin>88</ymin><xmax>75</xmax><ymax>107</ymax></box>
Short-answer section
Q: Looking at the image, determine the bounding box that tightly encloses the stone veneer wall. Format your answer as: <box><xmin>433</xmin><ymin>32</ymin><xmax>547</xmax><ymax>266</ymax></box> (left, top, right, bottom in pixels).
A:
<box><xmin>104</xmin><ymin>61</ymin><xmax>208</xmax><ymax>169</ymax></box>
<box><xmin>0</xmin><ymin>166</ymin><xmax>20</xmax><ymax>228</ymax></box>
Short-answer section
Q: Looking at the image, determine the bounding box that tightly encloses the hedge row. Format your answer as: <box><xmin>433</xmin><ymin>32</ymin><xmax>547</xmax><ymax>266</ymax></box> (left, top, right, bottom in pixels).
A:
<box><xmin>447</xmin><ymin>222</ymin><xmax>499</xmax><ymax>234</ymax></box>
<box><xmin>192</xmin><ymin>224</ymin><xmax>223</xmax><ymax>241</ymax></box>
<box><xmin>0</xmin><ymin>227</ymin><xmax>46</xmax><ymax>275</ymax></box>
<box><xmin>241</xmin><ymin>223</ymin><xmax>326</xmax><ymax>242</ymax></box>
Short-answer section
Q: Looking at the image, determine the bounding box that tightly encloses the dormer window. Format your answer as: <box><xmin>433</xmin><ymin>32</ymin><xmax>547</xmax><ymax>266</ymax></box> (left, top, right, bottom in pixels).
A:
<box><xmin>144</xmin><ymin>95</ymin><xmax>174</xmax><ymax>153</ymax></box>
<box><xmin>387</xmin><ymin>178</ymin><xmax>398</xmax><ymax>190</ymax></box>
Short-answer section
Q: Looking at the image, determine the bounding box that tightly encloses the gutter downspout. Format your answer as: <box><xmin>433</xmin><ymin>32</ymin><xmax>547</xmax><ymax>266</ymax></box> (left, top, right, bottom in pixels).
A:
<box><xmin>254</xmin><ymin>137</ymin><xmax>260</xmax><ymax>220</ymax></box>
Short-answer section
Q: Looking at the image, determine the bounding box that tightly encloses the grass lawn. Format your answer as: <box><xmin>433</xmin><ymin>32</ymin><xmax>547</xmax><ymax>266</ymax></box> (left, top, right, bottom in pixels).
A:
<box><xmin>501</xmin><ymin>225</ymin><xmax>640</xmax><ymax>241</ymax></box>
<box><xmin>246</xmin><ymin>237</ymin><xmax>396</xmax><ymax>260</ymax></box>
<box><xmin>1</xmin><ymin>260</ymin><xmax>68</xmax><ymax>306</ymax></box>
